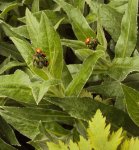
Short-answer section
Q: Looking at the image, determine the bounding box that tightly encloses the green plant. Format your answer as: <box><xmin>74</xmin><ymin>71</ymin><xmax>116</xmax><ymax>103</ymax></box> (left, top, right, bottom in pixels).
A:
<box><xmin>0</xmin><ymin>0</ymin><xmax>139</xmax><ymax>149</ymax></box>
<box><xmin>47</xmin><ymin>109</ymin><xmax>139</xmax><ymax>150</ymax></box>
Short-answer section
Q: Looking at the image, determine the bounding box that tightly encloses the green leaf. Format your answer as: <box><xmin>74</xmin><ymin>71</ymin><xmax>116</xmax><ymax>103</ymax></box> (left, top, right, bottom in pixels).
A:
<box><xmin>19</xmin><ymin>10</ymin><xmax>65</xmax><ymax>26</ymax></box>
<box><xmin>122</xmin><ymin>84</ymin><xmax>139</xmax><ymax>127</ymax></box>
<box><xmin>0</xmin><ymin>1</ymin><xmax>19</xmax><ymax>18</ymax></box>
<box><xmin>65</xmin><ymin>50</ymin><xmax>104</xmax><ymax>96</ymax></box>
<box><xmin>31</xmin><ymin>0</ymin><xmax>39</xmax><ymax>13</ymax></box>
<box><xmin>115</xmin><ymin>0</ymin><xmax>138</xmax><ymax>57</ymax></box>
<box><xmin>0</xmin><ymin>108</ymin><xmax>40</xmax><ymax>139</ymax></box>
<box><xmin>25</xmin><ymin>8</ymin><xmax>40</xmax><ymax>48</ymax></box>
<box><xmin>73</xmin><ymin>0</ymin><xmax>85</xmax><ymax>13</ymax></box>
<box><xmin>47</xmin><ymin>141</ymin><xmax>68</xmax><ymax>150</ymax></box>
<box><xmin>87</xmin><ymin>81</ymin><xmax>125</xmax><ymax>110</ymax></box>
<box><xmin>39</xmin><ymin>12</ymin><xmax>63</xmax><ymax>79</ymax></box>
<box><xmin>0</xmin><ymin>106</ymin><xmax>73</xmax><ymax>139</ymax></box>
<box><xmin>31</xmin><ymin>79</ymin><xmax>62</xmax><ymax>104</ymax></box>
<box><xmin>86</xmin><ymin>1</ymin><xmax>122</xmax><ymax>41</ymax></box>
<box><xmin>67</xmin><ymin>64</ymin><xmax>81</xmax><ymax>78</ymax></box>
<box><xmin>11</xmin><ymin>25</ymin><xmax>30</xmax><ymax>39</ymax></box>
<box><xmin>54</xmin><ymin>0</ymin><xmax>96</xmax><ymax>41</ymax></box>
<box><xmin>0</xmin><ymin>138</ymin><xmax>17</xmax><ymax>150</ymax></box>
<box><xmin>74</xmin><ymin>49</ymin><xmax>94</xmax><ymax>61</ymax></box>
<box><xmin>61</xmin><ymin>39</ymin><xmax>87</xmax><ymax>50</ymax></box>
<box><xmin>108</xmin><ymin>0</ymin><xmax>128</xmax><ymax>14</ymax></box>
<box><xmin>26</xmin><ymin>9</ymin><xmax>63</xmax><ymax>79</ymax></box>
<box><xmin>108</xmin><ymin>57</ymin><xmax>139</xmax><ymax>81</ymax></box>
<box><xmin>0</xmin><ymin>107</ymin><xmax>73</xmax><ymax>125</ymax></box>
<box><xmin>0</xmin><ymin>59</ymin><xmax>25</xmax><ymax>75</ymax></box>
<box><xmin>0</xmin><ymin>70</ymin><xmax>34</xmax><ymax>104</ymax></box>
<box><xmin>78</xmin><ymin>136</ymin><xmax>91</xmax><ymax>150</ymax></box>
<box><xmin>121</xmin><ymin>138</ymin><xmax>139</xmax><ymax>150</ymax></box>
<box><xmin>47</xmin><ymin>97</ymin><xmax>139</xmax><ymax>136</ymax></box>
<box><xmin>0</xmin><ymin>116</ymin><xmax>20</xmax><ymax>146</ymax></box>
<box><xmin>62</xmin><ymin>62</ymin><xmax>72</xmax><ymax>88</ymax></box>
<box><xmin>0</xmin><ymin>42</ymin><xmax>23</xmax><ymax>61</ymax></box>
<box><xmin>97</xmin><ymin>18</ymin><xmax>107</xmax><ymax>50</ymax></box>
<box><xmin>87</xmin><ymin>110</ymin><xmax>123</xmax><ymax>150</ymax></box>
<box><xmin>10</xmin><ymin>37</ymin><xmax>49</xmax><ymax>80</ymax></box>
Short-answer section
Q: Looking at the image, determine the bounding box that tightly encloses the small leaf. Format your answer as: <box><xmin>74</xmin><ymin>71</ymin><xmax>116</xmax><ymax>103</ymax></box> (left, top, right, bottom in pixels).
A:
<box><xmin>115</xmin><ymin>0</ymin><xmax>138</xmax><ymax>57</ymax></box>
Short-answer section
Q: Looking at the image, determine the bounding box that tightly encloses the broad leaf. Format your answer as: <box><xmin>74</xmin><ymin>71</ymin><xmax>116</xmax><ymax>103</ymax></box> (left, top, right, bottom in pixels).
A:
<box><xmin>0</xmin><ymin>106</ymin><xmax>73</xmax><ymax>139</ymax></box>
<box><xmin>39</xmin><ymin>12</ymin><xmax>63</xmax><ymax>79</ymax></box>
<box><xmin>47</xmin><ymin>97</ymin><xmax>139</xmax><ymax>136</ymax></box>
<box><xmin>122</xmin><ymin>84</ymin><xmax>139</xmax><ymax>127</ymax></box>
<box><xmin>115</xmin><ymin>0</ymin><xmax>138</xmax><ymax>57</ymax></box>
<box><xmin>0</xmin><ymin>70</ymin><xmax>34</xmax><ymax>104</ymax></box>
<box><xmin>31</xmin><ymin>79</ymin><xmax>61</xmax><ymax>104</ymax></box>
<box><xmin>65</xmin><ymin>50</ymin><xmax>104</xmax><ymax>96</ymax></box>
<box><xmin>54</xmin><ymin>0</ymin><xmax>96</xmax><ymax>41</ymax></box>
<box><xmin>26</xmin><ymin>9</ymin><xmax>63</xmax><ymax>79</ymax></box>
<box><xmin>108</xmin><ymin>57</ymin><xmax>139</xmax><ymax>81</ymax></box>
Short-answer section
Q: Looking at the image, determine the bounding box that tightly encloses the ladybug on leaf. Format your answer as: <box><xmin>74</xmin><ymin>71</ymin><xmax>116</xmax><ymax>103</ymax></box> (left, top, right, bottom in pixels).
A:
<box><xmin>85</xmin><ymin>37</ymin><xmax>99</xmax><ymax>50</ymax></box>
<box><xmin>33</xmin><ymin>48</ymin><xmax>49</xmax><ymax>68</ymax></box>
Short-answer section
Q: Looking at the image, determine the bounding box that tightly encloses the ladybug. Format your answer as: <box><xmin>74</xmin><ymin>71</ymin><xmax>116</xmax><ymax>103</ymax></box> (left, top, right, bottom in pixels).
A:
<box><xmin>85</xmin><ymin>37</ymin><xmax>99</xmax><ymax>50</ymax></box>
<box><xmin>33</xmin><ymin>48</ymin><xmax>49</xmax><ymax>68</ymax></box>
<box><xmin>85</xmin><ymin>37</ymin><xmax>91</xmax><ymax>45</ymax></box>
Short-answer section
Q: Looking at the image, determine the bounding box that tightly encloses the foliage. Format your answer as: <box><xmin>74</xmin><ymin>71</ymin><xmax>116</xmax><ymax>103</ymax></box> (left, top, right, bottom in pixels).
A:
<box><xmin>47</xmin><ymin>110</ymin><xmax>139</xmax><ymax>150</ymax></box>
<box><xmin>0</xmin><ymin>0</ymin><xmax>139</xmax><ymax>149</ymax></box>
